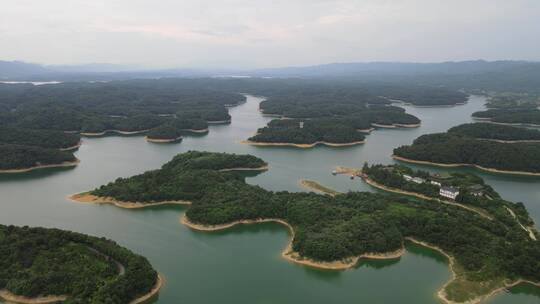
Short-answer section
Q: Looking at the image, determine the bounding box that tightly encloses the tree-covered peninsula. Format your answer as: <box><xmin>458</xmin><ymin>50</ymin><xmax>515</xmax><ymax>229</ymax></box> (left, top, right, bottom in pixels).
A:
<box><xmin>447</xmin><ymin>123</ymin><xmax>540</xmax><ymax>142</ymax></box>
<box><xmin>146</xmin><ymin>118</ymin><xmax>209</xmax><ymax>143</ymax></box>
<box><xmin>0</xmin><ymin>225</ymin><xmax>160</xmax><ymax>304</ymax></box>
<box><xmin>0</xmin><ymin>128</ymin><xmax>81</xmax><ymax>150</ymax></box>
<box><xmin>0</xmin><ymin>144</ymin><xmax>78</xmax><ymax>172</ymax></box>
<box><xmin>0</xmin><ymin>79</ymin><xmax>244</xmax><ymax>168</ymax></box>
<box><xmin>71</xmin><ymin>151</ymin><xmax>540</xmax><ymax>304</ymax></box>
<box><xmin>484</xmin><ymin>93</ymin><xmax>539</xmax><ymax>109</ymax></box>
<box><xmin>254</xmin><ymin>83</ymin><xmax>467</xmax><ymax>112</ymax></box>
<box><xmin>361</xmin><ymin>163</ymin><xmax>534</xmax><ymax>228</ymax></box>
<box><xmin>0</xmin><ymin>128</ymin><xmax>80</xmax><ymax>172</ymax></box>
<box><xmin>472</xmin><ymin>108</ymin><xmax>540</xmax><ymax>126</ymax></box>
<box><xmin>393</xmin><ymin>132</ymin><xmax>540</xmax><ymax>175</ymax></box>
<box><xmin>0</xmin><ymin>79</ymin><xmax>244</xmax><ymax>137</ymax></box>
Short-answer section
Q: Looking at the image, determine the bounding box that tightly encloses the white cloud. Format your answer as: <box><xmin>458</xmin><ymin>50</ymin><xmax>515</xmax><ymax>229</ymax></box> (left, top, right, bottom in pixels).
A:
<box><xmin>0</xmin><ymin>0</ymin><xmax>539</xmax><ymax>68</ymax></box>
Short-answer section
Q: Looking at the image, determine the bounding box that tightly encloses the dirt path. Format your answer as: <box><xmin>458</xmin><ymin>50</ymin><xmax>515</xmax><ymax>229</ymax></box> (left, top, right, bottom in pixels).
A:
<box><xmin>87</xmin><ymin>247</ymin><xmax>126</xmax><ymax>275</ymax></box>
<box><xmin>505</xmin><ymin>207</ymin><xmax>537</xmax><ymax>241</ymax></box>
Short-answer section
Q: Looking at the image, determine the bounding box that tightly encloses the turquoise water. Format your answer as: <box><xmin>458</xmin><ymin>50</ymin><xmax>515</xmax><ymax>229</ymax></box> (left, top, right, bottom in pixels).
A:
<box><xmin>0</xmin><ymin>95</ymin><xmax>538</xmax><ymax>303</ymax></box>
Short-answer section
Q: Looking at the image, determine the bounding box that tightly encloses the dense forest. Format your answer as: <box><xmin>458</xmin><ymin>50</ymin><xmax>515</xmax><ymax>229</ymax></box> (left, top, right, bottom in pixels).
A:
<box><xmin>259</xmin><ymin>94</ymin><xmax>420</xmax><ymax>121</ymax></box>
<box><xmin>251</xmin><ymin>82</ymin><xmax>467</xmax><ymax>110</ymax></box>
<box><xmin>146</xmin><ymin>118</ymin><xmax>208</xmax><ymax>141</ymax></box>
<box><xmin>362</xmin><ymin>163</ymin><xmax>533</xmax><ymax>226</ymax></box>
<box><xmin>249</xmin><ymin>119</ymin><xmax>366</xmax><ymax>145</ymax></box>
<box><xmin>0</xmin><ymin>79</ymin><xmax>243</xmax><ymax>167</ymax></box>
<box><xmin>0</xmin><ymin>144</ymin><xmax>77</xmax><ymax>170</ymax></box>
<box><xmin>0</xmin><ymin>78</ymin><xmax>468</xmax><ymax>167</ymax></box>
<box><xmin>0</xmin><ymin>128</ymin><xmax>81</xmax><ymax>149</ymax></box>
<box><xmin>0</xmin><ymin>78</ymin><xmax>466</xmax><ymax>147</ymax></box>
<box><xmin>249</xmin><ymin>107</ymin><xmax>420</xmax><ymax>145</ymax></box>
<box><xmin>83</xmin><ymin>151</ymin><xmax>540</xmax><ymax>303</ymax></box>
<box><xmin>447</xmin><ymin>123</ymin><xmax>540</xmax><ymax>141</ymax></box>
<box><xmin>472</xmin><ymin>108</ymin><xmax>540</xmax><ymax>125</ymax></box>
<box><xmin>92</xmin><ymin>151</ymin><xmax>267</xmax><ymax>202</ymax></box>
<box><xmin>3</xmin><ymin>60</ymin><xmax>539</xmax><ymax>95</ymax></box>
<box><xmin>484</xmin><ymin>93</ymin><xmax>539</xmax><ymax>109</ymax></box>
<box><xmin>0</xmin><ymin>225</ymin><xmax>158</xmax><ymax>303</ymax></box>
<box><xmin>393</xmin><ymin>133</ymin><xmax>540</xmax><ymax>173</ymax></box>
<box><xmin>0</xmin><ymin>80</ymin><xmax>243</xmax><ymax>134</ymax></box>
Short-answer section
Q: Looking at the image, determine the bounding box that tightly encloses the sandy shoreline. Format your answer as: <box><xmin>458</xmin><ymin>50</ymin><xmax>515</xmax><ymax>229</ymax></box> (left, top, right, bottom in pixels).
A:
<box><xmin>184</xmin><ymin>213</ymin><xmax>540</xmax><ymax>303</ymax></box>
<box><xmin>472</xmin><ymin>118</ymin><xmax>540</xmax><ymax>128</ymax></box>
<box><xmin>403</xmin><ymin>238</ymin><xmax>540</xmax><ymax>304</ymax></box>
<box><xmin>181</xmin><ymin>128</ymin><xmax>209</xmax><ymax>133</ymax></box>
<box><xmin>371</xmin><ymin>123</ymin><xmax>421</xmax><ymax>128</ymax></box>
<box><xmin>471</xmin><ymin>116</ymin><xmax>494</xmax><ymax>121</ymax></box>
<box><xmin>145</xmin><ymin>136</ymin><xmax>183</xmax><ymax>143</ymax></box>
<box><xmin>0</xmin><ymin>159</ymin><xmax>80</xmax><ymax>174</ymax></box>
<box><xmin>357</xmin><ymin>128</ymin><xmax>375</xmax><ymax>133</ymax></box>
<box><xmin>207</xmin><ymin>120</ymin><xmax>231</xmax><ymax>124</ymax></box>
<box><xmin>389</xmin><ymin>98</ymin><xmax>467</xmax><ymax>108</ymax></box>
<box><xmin>392</xmin><ymin>155</ymin><xmax>540</xmax><ymax>176</ymax></box>
<box><xmin>218</xmin><ymin>165</ymin><xmax>269</xmax><ymax>172</ymax></box>
<box><xmin>371</xmin><ymin>123</ymin><xmax>397</xmax><ymax>128</ymax></box>
<box><xmin>476</xmin><ymin>138</ymin><xmax>540</xmax><ymax>143</ymax></box>
<box><xmin>0</xmin><ymin>291</ymin><xmax>67</xmax><ymax>304</ymax></box>
<box><xmin>180</xmin><ymin>215</ymin><xmax>405</xmax><ymax>270</ymax></box>
<box><xmin>299</xmin><ymin>179</ymin><xmax>340</xmax><ymax>197</ymax></box>
<box><xmin>81</xmin><ymin>129</ymin><xmax>150</xmax><ymax>137</ymax></box>
<box><xmin>241</xmin><ymin>140</ymin><xmax>365</xmax><ymax>148</ymax></box>
<box><xmin>130</xmin><ymin>274</ymin><xmax>164</xmax><ymax>304</ymax></box>
<box><xmin>394</xmin><ymin>123</ymin><xmax>422</xmax><ymax>128</ymax></box>
<box><xmin>68</xmin><ymin>192</ymin><xmax>192</xmax><ymax>209</ymax></box>
<box><xmin>59</xmin><ymin>141</ymin><xmax>83</xmax><ymax>151</ymax></box>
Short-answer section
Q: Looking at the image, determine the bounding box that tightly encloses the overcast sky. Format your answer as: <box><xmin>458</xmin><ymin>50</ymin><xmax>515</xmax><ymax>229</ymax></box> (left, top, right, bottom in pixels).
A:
<box><xmin>1</xmin><ymin>0</ymin><xmax>539</xmax><ymax>68</ymax></box>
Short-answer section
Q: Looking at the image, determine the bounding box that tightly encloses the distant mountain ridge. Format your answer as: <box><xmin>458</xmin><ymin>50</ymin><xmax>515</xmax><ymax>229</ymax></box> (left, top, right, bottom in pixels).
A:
<box><xmin>0</xmin><ymin>61</ymin><xmax>49</xmax><ymax>79</ymax></box>
<box><xmin>249</xmin><ymin>60</ymin><xmax>540</xmax><ymax>77</ymax></box>
<box><xmin>1</xmin><ymin>60</ymin><xmax>540</xmax><ymax>93</ymax></box>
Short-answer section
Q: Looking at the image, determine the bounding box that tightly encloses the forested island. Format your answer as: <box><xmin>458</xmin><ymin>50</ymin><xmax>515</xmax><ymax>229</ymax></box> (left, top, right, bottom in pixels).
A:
<box><xmin>393</xmin><ymin>130</ymin><xmax>540</xmax><ymax>175</ymax></box>
<box><xmin>246</xmin><ymin>119</ymin><xmax>366</xmax><ymax>147</ymax></box>
<box><xmin>71</xmin><ymin>151</ymin><xmax>540</xmax><ymax>304</ymax></box>
<box><xmin>247</xmin><ymin>106</ymin><xmax>420</xmax><ymax>147</ymax></box>
<box><xmin>0</xmin><ymin>225</ymin><xmax>160</xmax><ymax>304</ymax></box>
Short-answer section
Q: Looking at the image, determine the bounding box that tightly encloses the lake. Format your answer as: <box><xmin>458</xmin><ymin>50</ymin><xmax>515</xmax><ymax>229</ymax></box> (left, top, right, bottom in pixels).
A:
<box><xmin>1</xmin><ymin>95</ymin><xmax>539</xmax><ymax>303</ymax></box>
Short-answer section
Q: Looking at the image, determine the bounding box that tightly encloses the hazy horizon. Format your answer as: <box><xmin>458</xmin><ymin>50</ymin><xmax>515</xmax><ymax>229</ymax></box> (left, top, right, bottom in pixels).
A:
<box><xmin>1</xmin><ymin>0</ymin><xmax>540</xmax><ymax>69</ymax></box>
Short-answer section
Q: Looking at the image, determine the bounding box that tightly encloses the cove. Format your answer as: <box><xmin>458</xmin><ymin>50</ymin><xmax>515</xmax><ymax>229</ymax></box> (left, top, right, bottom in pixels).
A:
<box><xmin>1</xmin><ymin>95</ymin><xmax>539</xmax><ymax>303</ymax></box>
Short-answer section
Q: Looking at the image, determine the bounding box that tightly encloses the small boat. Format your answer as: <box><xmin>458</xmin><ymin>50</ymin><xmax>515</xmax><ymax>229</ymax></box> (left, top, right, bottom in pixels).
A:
<box><xmin>332</xmin><ymin>170</ymin><xmax>337</xmax><ymax>175</ymax></box>
<box><xmin>350</xmin><ymin>175</ymin><xmax>355</xmax><ymax>180</ymax></box>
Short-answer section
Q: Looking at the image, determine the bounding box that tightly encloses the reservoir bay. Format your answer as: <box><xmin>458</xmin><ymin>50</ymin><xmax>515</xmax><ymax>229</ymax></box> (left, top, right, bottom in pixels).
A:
<box><xmin>1</xmin><ymin>95</ymin><xmax>539</xmax><ymax>303</ymax></box>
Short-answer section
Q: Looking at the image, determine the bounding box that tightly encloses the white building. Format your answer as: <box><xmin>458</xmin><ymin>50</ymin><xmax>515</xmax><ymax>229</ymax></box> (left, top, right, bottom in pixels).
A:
<box><xmin>430</xmin><ymin>180</ymin><xmax>442</xmax><ymax>187</ymax></box>
<box><xmin>403</xmin><ymin>174</ymin><xmax>413</xmax><ymax>182</ymax></box>
<box><xmin>440</xmin><ymin>186</ymin><xmax>460</xmax><ymax>200</ymax></box>
<box><xmin>412</xmin><ymin>177</ymin><xmax>425</xmax><ymax>184</ymax></box>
